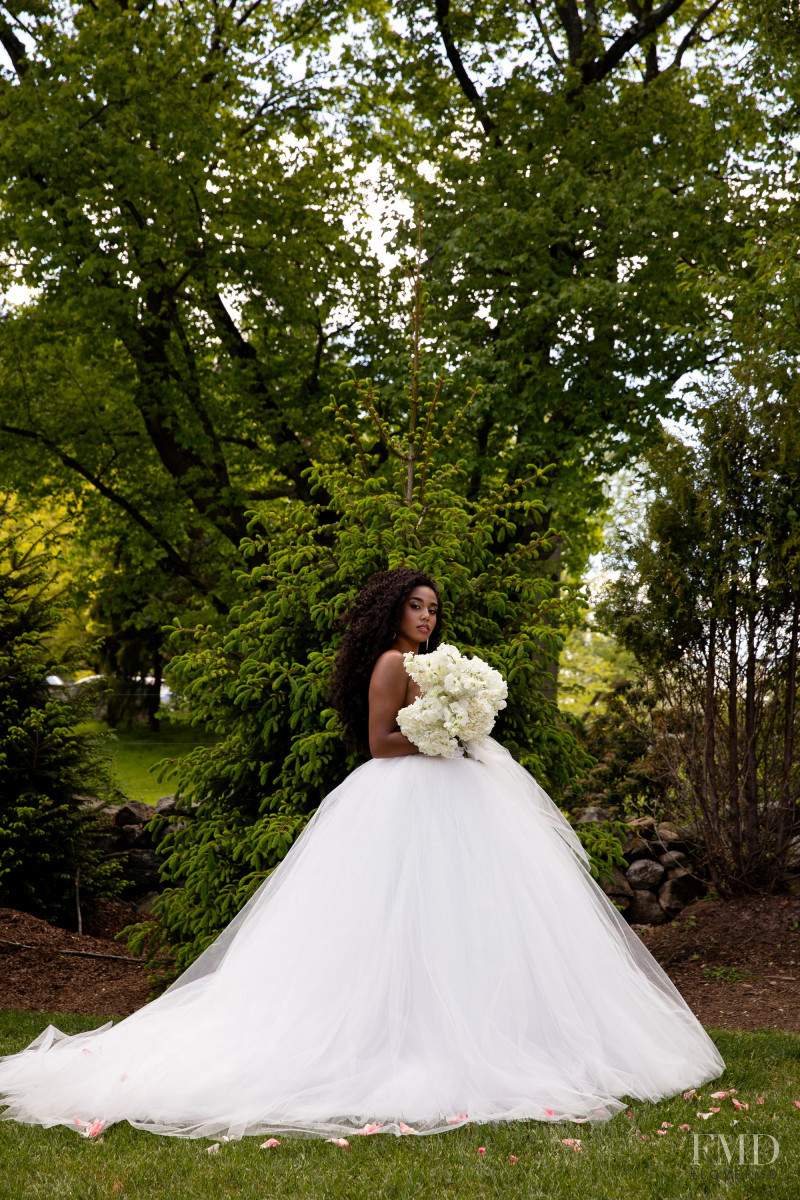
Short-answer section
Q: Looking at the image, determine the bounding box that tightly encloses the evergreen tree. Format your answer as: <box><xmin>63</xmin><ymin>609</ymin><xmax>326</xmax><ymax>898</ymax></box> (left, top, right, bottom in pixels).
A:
<box><xmin>0</xmin><ymin>496</ymin><xmax>122</xmax><ymax>926</ymax></box>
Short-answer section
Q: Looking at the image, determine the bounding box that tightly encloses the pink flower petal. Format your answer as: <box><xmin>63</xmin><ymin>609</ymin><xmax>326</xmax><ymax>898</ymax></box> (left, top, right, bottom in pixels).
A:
<box><xmin>794</xmin><ymin>1101</ymin><xmax>800</xmax><ymax>1110</ymax></box>
<box><xmin>260</xmin><ymin>1138</ymin><xmax>280</xmax><ymax>1148</ymax></box>
<box><xmin>732</xmin><ymin>1099</ymin><xmax>743</xmax><ymax>1110</ymax></box>
<box><xmin>478</xmin><ymin>1146</ymin><xmax>486</xmax><ymax>1155</ymax></box>
<box><xmin>543</xmin><ymin>1108</ymin><xmax>554</xmax><ymax>1117</ymax></box>
<box><xmin>757</xmin><ymin>1097</ymin><xmax>765</xmax><ymax>1104</ymax></box>
<box><xmin>326</xmin><ymin>1137</ymin><xmax>350</xmax><ymax>1148</ymax></box>
<box><xmin>626</xmin><ymin>1112</ymin><xmax>634</xmax><ymax>1119</ymax></box>
<box><xmin>683</xmin><ymin>1089</ymin><xmax>697</xmax><ymax>1100</ymax></box>
<box><xmin>508</xmin><ymin>1154</ymin><xmax>518</xmax><ymax>1164</ymax></box>
<box><xmin>679</xmin><ymin>1124</ymin><xmax>691</xmax><ymax>1131</ymax></box>
<box><xmin>656</xmin><ymin>1129</ymin><xmax>668</xmax><ymax>1135</ymax></box>
<box><xmin>398</xmin><ymin>1122</ymin><xmax>417</xmax><ymax>1135</ymax></box>
<box><xmin>696</xmin><ymin>1112</ymin><xmax>714</xmax><ymax>1120</ymax></box>
<box><xmin>709</xmin><ymin>1107</ymin><xmax>720</xmax><ymax>1113</ymax></box>
<box><xmin>710</xmin><ymin>1091</ymin><xmax>729</xmax><ymax>1099</ymax></box>
<box><xmin>84</xmin><ymin>1119</ymin><xmax>105</xmax><ymax>1139</ymax></box>
<box><xmin>661</xmin><ymin>1122</ymin><xmax>673</xmax><ymax>1128</ymax></box>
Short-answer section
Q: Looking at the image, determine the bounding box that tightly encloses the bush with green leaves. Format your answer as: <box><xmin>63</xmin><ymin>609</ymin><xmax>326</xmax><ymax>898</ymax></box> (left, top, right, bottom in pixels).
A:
<box><xmin>127</xmin><ymin>285</ymin><xmax>621</xmax><ymax>983</ymax></box>
<box><xmin>0</xmin><ymin>497</ymin><xmax>122</xmax><ymax>927</ymax></box>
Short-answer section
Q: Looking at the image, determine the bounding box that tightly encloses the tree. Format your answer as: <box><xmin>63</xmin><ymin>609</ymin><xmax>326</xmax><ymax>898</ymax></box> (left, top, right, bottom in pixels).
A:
<box><xmin>596</xmin><ymin>369</ymin><xmax>800</xmax><ymax>895</ymax></box>
<box><xmin>0</xmin><ymin>1</ymin><xmax>771</xmax><ymax>701</ymax></box>
<box><xmin>0</xmin><ymin>494</ymin><xmax>122</xmax><ymax>926</ymax></box>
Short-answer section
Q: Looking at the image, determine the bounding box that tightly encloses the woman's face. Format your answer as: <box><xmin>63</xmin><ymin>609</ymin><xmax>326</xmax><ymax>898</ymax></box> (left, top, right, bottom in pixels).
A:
<box><xmin>393</xmin><ymin>585</ymin><xmax>439</xmax><ymax>652</ymax></box>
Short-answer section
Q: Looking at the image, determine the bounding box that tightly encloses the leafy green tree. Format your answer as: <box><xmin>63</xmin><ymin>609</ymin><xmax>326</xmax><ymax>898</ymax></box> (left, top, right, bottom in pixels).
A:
<box><xmin>0</xmin><ymin>0</ymin><xmax>772</xmax><ymax>701</ymax></box>
<box><xmin>0</xmin><ymin>0</ymin><xmax>383</xmax><ymax>627</ymax></box>
<box><xmin>0</xmin><ymin>495</ymin><xmax>122</xmax><ymax>926</ymax></box>
<box><xmin>596</xmin><ymin>368</ymin><xmax>800</xmax><ymax>895</ymax></box>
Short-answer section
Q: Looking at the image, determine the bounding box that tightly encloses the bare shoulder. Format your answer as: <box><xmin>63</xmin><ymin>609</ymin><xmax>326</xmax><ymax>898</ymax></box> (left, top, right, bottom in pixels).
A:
<box><xmin>369</xmin><ymin>649</ymin><xmax>408</xmax><ymax>688</ymax></box>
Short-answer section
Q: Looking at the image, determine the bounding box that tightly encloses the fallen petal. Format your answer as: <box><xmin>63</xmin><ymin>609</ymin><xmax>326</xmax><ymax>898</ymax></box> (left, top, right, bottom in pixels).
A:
<box><xmin>710</xmin><ymin>1091</ymin><xmax>729</xmax><ymax>1099</ymax></box>
<box><xmin>757</xmin><ymin>1097</ymin><xmax>765</xmax><ymax>1104</ymax></box>
<box><xmin>260</xmin><ymin>1138</ymin><xmax>280</xmax><ymax>1149</ymax></box>
<box><xmin>398</xmin><ymin>1123</ymin><xmax>417</xmax><ymax>1135</ymax></box>
<box><xmin>478</xmin><ymin>1147</ymin><xmax>486</xmax><ymax>1155</ymax></box>
<box><xmin>326</xmin><ymin>1137</ymin><xmax>350</xmax><ymax>1148</ymax></box>
<box><xmin>683</xmin><ymin>1089</ymin><xmax>697</xmax><ymax>1100</ymax></box>
<box><xmin>679</xmin><ymin>1124</ymin><xmax>691</xmax><ymax>1131</ymax></box>
<box><xmin>207</xmin><ymin>1144</ymin><xmax>220</xmax><ymax>1155</ymax></box>
<box><xmin>696</xmin><ymin>1112</ymin><xmax>714</xmax><ymax>1120</ymax></box>
<box><xmin>508</xmin><ymin>1154</ymin><xmax>518</xmax><ymax>1164</ymax></box>
<box><xmin>656</xmin><ymin>1130</ymin><xmax>668</xmax><ymax>1136</ymax></box>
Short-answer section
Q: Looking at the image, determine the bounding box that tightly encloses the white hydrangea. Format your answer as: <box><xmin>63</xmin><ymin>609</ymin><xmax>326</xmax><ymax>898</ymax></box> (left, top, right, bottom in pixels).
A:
<box><xmin>397</xmin><ymin>642</ymin><xmax>508</xmax><ymax>757</ymax></box>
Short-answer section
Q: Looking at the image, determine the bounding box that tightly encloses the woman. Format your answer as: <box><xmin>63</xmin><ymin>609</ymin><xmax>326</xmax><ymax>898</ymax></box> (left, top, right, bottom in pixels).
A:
<box><xmin>0</xmin><ymin>568</ymin><xmax>724</xmax><ymax>1140</ymax></box>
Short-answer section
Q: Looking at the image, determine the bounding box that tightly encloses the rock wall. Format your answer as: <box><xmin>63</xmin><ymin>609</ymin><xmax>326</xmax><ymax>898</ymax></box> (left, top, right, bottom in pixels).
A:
<box><xmin>576</xmin><ymin>808</ymin><xmax>708</xmax><ymax>924</ymax></box>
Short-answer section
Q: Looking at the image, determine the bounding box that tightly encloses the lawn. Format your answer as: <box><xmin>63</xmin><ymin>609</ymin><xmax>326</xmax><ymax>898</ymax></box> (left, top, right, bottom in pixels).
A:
<box><xmin>1</xmin><ymin>1012</ymin><xmax>799</xmax><ymax>1199</ymax></box>
<box><xmin>80</xmin><ymin>721</ymin><xmax>216</xmax><ymax>806</ymax></box>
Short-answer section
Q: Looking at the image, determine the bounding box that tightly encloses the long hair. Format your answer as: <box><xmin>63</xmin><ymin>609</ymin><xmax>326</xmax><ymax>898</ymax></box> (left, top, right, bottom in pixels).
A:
<box><xmin>329</xmin><ymin>567</ymin><xmax>443</xmax><ymax>757</ymax></box>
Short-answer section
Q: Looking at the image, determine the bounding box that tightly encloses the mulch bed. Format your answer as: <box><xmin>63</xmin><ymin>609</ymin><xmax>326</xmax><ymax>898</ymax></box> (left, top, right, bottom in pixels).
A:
<box><xmin>1</xmin><ymin>893</ymin><xmax>799</xmax><ymax>1031</ymax></box>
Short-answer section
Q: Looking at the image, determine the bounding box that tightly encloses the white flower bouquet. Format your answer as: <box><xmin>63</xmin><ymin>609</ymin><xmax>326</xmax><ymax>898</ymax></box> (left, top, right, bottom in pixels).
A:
<box><xmin>396</xmin><ymin>642</ymin><xmax>508</xmax><ymax>757</ymax></box>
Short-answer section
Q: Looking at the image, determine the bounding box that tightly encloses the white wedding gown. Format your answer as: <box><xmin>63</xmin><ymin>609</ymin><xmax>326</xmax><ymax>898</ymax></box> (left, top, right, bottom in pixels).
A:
<box><xmin>0</xmin><ymin>737</ymin><xmax>724</xmax><ymax>1140</ymax></box>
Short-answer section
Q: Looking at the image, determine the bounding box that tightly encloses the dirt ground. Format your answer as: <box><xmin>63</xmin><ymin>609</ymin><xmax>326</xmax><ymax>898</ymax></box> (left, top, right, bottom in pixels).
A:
<box><xmin>1</xmin><ymin>893</ymin><xmax>799</xmax><ymax>1032</ymax></box>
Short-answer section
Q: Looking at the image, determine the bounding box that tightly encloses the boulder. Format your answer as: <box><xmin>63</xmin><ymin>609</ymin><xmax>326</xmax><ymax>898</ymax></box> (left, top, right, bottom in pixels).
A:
<box><xmin>120</xmin><ymin>824</ymin><xmax>154</xmax><ymax>849</ymax></box>
<box><xmin>658</xmin><ymin>869</ymin><xmax>706</xmax><ymax>913</ymax></box>
<box><xmin>625</xmin><ymin>859</ymin><xmax>665</xmax><ymax>889</ymax></box>
<box><xmin>654</xmin><ymin>822</ymin><xmax>685</xmax><ymax>848</ymax></box>
<box><xmin>626</xmin><ymin>889</ymin><xmax>668</xmax><ymax>925</ymax></box>
<box><xmin>621</xmin><ymin>834</ymin><xmax>653</xmax><ymax>862</ymax></box>
<box><xmin>658</xmin><ymin>850</ymin><xmax>688</xmax><ymax>869</ymax></box>
<box><xmin>626</xmin><ymin>816</ymin><xmax>656</xmax><ymax>834</ymax></box>
<box><xmin>124</xmin><ymin>849</ymin><xmax>162</xmax><ymax>893</ymax></box>
<box><xmin>600</xmin><ymin>866</ymin><xmax>633</xmax><ymax>898</ymax></box>
<box><xmin>114</xmin><ymin>800</ymin><xmax>154</xmax><ymax>827</ymax></box>
<box><xmin>575</xmin><ymin>805</ymin><xmax>614</xmax><ymax>825</ymax></box>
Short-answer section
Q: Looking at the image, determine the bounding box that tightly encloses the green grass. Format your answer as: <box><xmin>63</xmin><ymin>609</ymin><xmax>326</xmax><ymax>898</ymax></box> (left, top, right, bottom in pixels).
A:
<box><xmin>80</xmin><ymin>721</ymin><xmax>215</xmax><ymax>806</ymax></box>
<box><xmin>2</xmin><ymin>1012</ymin><xmax>799</xmax><ymax>1199</ymax></box>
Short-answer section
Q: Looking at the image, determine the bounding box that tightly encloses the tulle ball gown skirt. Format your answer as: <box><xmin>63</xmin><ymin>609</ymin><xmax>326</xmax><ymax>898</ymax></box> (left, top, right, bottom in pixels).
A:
<box><xmin>0</xmin><ymin>739</ymin><xmax>724</xmax><ymax>1140</ymax></box>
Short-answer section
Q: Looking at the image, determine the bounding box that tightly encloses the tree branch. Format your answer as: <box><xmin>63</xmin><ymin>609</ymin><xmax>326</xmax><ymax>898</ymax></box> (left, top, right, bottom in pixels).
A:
<box><xmin>524</xmin><ymin>0</ymin><xmax>562</xmax><ymax>67</ymax></box>
<box><xmin>434</xmin><ymin>0</ymin><xmax>495</xmax><ymax>136</ymax></box>
<box><xmin>554</xmin><ymin>1</ymin><xmax>585</xmax><ymax>67</ymax></box>
<box><xmin>0</xmin><ymin>13</ymin><xmax>29</xmax><ymax>78</ymax></box>
<box><xmin>668</xmin><ymin>0</ymin><xmax>724</xmax><ymax>71</ymax></box>
<box><xmin>582</xmin><ymin>0</ymin><xmax>690</xmax><ymax>85</ymax></box>
<box><xmin>0</xmin><ymin>422</ymin><xmax>228</xmax><ymax>611</ymax></box>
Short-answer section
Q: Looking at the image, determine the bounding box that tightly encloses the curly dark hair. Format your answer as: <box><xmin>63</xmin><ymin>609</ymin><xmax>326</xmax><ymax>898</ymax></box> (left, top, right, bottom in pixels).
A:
<box><xmin>329</xmin><ymin>567</ymin><xmax>443</xmax><ymax>757</ymax></box>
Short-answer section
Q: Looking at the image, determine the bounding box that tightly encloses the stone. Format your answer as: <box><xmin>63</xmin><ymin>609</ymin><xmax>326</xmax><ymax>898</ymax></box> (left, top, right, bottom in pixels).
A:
<box><xmin>114</xmin><ymin>800</ymin><xmax>154</xmax><ymax>827</ymax></box>
<box><xmin>626</xmin><ymin>816</ymin><xmax>656</xmax><ymax>834</ymax></box>
<box><xmin>626</xmin><ymin>889</ymin><xmax>668</xmax><ymax>925</ymax></box>
<box><xmin>621</xmin><ymin>835</ymin><xmax>652</xmax><ymax>862</ymax></box>
<box><xmin>625</xmin><ymin>859</ymin><xmax>665</xmax><ymax>889</ymax></box>
<box><xmin>600</xmin><ymin>866</ymin><xmax>633</xmax><ymax>898</ymax></box>
<box><xmin>124</xmin><ymin>849</ymin><xmax>162</xmax><ymax>893</ymax></box>
<box><xmin>658</xmin><ymin>850</ymin><xmax>688</xmax><ymax>868</ymax></box>
<box><xmin>575</xmin><ymin>805</ymin><xmax>614</xmax><ymax>825</ymax></box>
<box><xmin>134</xmin><ymin>891</ymin><xmax>161</xmax><ymax>918</ymax></box>
<box><xmin>658</xmin><ymin>869</ymin><xmax>706</xmax><ymax>913</ymax></box>
<box><xmin>155</xmin><ymin>795</ymin><xmax>180</xmax><ymax>816</ymax></box>
<box><xmin>654</xmin><ymin>822</ymin><xmax>684</xmax><ymax>848</ymax></box>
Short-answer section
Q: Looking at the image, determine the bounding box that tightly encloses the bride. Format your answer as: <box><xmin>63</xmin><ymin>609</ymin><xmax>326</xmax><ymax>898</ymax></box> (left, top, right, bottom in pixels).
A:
<box><xmin>0</xmin><ymin>567</ymin><xmax>724</xmax><ymax>1140</ymax></box>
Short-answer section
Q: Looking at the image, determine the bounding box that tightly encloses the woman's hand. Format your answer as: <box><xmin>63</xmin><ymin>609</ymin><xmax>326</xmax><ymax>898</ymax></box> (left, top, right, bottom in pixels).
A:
<box><xmin>368</xmin><ymin>651</ymin><xmax>421</xmax><ymax>758</ymax></box>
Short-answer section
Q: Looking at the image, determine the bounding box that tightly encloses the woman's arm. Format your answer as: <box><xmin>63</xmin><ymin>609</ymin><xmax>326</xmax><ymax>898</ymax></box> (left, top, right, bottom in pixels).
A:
<box><xmin>368</xmin><ymin>651</ymin><xmax>421</xmax><ymax>758</ymax></box>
